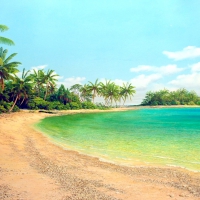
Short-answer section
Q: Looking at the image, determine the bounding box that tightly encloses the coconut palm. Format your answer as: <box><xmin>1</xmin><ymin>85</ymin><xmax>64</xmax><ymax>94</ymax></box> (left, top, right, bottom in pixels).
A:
<box><xmin>43</xmin><ymin>69</ymin><xmax>58</xmax><ymax>100</ymax></box>
<box><xmin>0</xmin><ymin>48</ymin><xmax>21</xmax><ymax>91</ymax></box>
<box><xmin>9</xmin><ymin>68</ymin><xmax>33</xmax><ymax>112</ymax></box>
<box><xmin>104</xmin><ymin>82</ymin><xmax>120</xmax><ymax>106</ymax></box>
<box><xmin>79</xmin><ymin>84</ymin><xmax>92</xmax><ymax>102</ymax></box>
<box><xmin>120</xmin><ymin>83</ymin><xmax>136</xmax><ymax>106</ymax></box>
<box><xmin>99</xmin><ymin>80</ymin><xmax>112</xmax><ymax>105</ymax></box>
<box><xmin>0</xmin><ymin>25</ymin><xmax>15</xmax><ymax>45</ymax></box>
<box><xmin>87</xmin><ymin>79</ymin><xmax>100</xmax><ymax>103</ymax></box>
<box><xmin>30</xmin><ymin>69</ymin><xmax>45</xmax><ymax>97</ymax></box>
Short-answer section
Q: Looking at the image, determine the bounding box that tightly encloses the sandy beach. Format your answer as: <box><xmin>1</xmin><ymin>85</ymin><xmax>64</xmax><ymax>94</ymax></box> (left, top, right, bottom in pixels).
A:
<box><xmin>0</xmin><ymin>109</ymin><xmax>200</xmax><ymax>200</ymax></box>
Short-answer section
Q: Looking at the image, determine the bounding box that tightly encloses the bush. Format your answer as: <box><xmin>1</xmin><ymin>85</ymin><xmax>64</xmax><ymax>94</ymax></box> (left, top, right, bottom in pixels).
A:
<box><xmin>12</xmin><ymin>105</ymin><xmax>20</xmax><ymax>112</ymax></box>
<box><xmin>82</xmin><ymin>101</ymin><xmax>96</xmax><ymax>109</ymax></box>
<box><xmin>70</xmin><ymin>102</ymin><xmax>81</xmax><ymax>110</ymax></box>
<box><xmin>0</xmin><ymin>105</ymin><xmax>6</xmax><ymax>113</ymax></box>
<box><xmin>65</xmin><ymin>103</ymin><xmax>71</xmax><ymax>110</ymax></box>
<box><xmin>188</xmin><ymin>101</ymin><xmax>195</xmax><ymax>105</ymax></box>
<box><xmin>27</xmin><ymin>97</ymin><xmax>49</xmax><ymax>110</ymax></box>
<box><xmin>95</xmin><ymin>103</ymin><xmax>110</xmax><ymax>110</ymax></box>
<box><xmin>151</xmin><ymin>101</ymin><xmax>158</xmax><ymax>106</ymax></box>
<box><xmin>0</xmin><ymin>101</ymin><xmax>12</xmax><ymax>113</ymax></box>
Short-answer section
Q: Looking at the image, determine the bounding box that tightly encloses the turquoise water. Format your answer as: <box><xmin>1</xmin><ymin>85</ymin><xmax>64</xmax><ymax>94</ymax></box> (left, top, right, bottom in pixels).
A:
<box><xmin>35</xmin><ymin>108</ymin><xmax>200</xmax><ymax>171</ymax></box>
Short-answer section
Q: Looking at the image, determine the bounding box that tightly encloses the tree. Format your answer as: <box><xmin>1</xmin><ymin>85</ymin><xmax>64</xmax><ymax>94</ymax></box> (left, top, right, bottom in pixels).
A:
<box><xmin>0</xmin><ymin>48</ymin><xmax>21</xmax><ymax>91</ymax></box>
<box><xmin>79</xmin><ymin>84</ymin><xmax>92</xmax><ymax>102</ymax></box>
<box><xmin>9</xmin><ymin>68</ymin><xmax>33</xmax><ymax>112</ymax></box>
<box><xmin>70</xmin><ymin>84</ymin><xmax>82</xmax><ymax>98</ymax></box>
<box><xmin>120</xmin><ymin>83</ymin><xmax>136</xmax><ymax>105</ymax></box>
<box><xmin>30</xmin><ymin>69</ymin><xmax>45</xmax><ymax>97</ymax></box>
<box><xmin>0</xmin><ymin>25</ymin><xmax>15</xmax><ymax>45</ymax></box>
<box><xmin>87</xmin><ymin>79</ymin><xmax>100</xmax><ymax>103</ymax></box>
<box><xmin>43</xmin><ymin>69</ymin><xmax>58</xmax><ymax>100</ymax></box>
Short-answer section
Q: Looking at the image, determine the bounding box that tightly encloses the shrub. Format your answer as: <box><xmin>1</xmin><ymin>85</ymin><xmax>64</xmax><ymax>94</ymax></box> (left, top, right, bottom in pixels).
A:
<box><xmin>70</xmin><ymin>102</ymin><xmax>81</xmax><ymax>110</ymax></box>
<box><xmin>82</xmin><ymin>101</ymin><xmax>96</xmax><ymax>109</ymax></box>
<box><xmin>0</xmin><ymin>101</ymin><xmax>12</xmax><ymax>113</ymax></box>
<box><xmin>188</xmin><ymin>101</ymin><xmax>195</xmax><ymax>105</ymax></box>
<box><xmin>27</xmin><ymin>97</ymin><xmax>49</xmax><ymax>110</ymax></box>
<box><xmin>12</xmin><ymin>105</ymin><xmax>20</xmax><ymax>112</ymax></box>
<box><xmin>0</xmin><ymin>105</ymin><xmax>6</xmax><ymax>113</ymax></box>
<box><xmin>95</xmin><ymin>103</ymin><xmax>110</xmax><ymax>110</ymax></box>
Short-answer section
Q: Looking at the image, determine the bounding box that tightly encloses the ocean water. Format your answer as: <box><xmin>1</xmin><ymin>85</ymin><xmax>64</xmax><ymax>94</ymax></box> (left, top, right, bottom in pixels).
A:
<box><xmin>35</xmin><ymin>108</ymin><xmax>200</xmax><ymax>171</ymax></box>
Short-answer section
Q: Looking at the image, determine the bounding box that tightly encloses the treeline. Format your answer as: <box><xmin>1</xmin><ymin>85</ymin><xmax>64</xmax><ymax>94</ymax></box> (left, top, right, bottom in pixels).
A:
<box><xmin>0</xmin><ymin>24</ymin><xmax>136</xmax><ymax>113</ymax></box>
<box><xmin>0</xmin><ymin>67</ymin><xmax>136</xmax><ymax>113</ymax></box>
<box><xmin>141</xmin><ymin>89</ymin><xmax>200</xmax><ymax>106</ymax></box>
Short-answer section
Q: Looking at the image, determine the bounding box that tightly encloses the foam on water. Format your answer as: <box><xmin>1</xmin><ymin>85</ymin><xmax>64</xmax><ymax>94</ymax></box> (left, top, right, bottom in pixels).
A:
<box><xmin>35</xmin><ymin>108</ymin><xmax>200</xmax><ymax>171</ymax></box>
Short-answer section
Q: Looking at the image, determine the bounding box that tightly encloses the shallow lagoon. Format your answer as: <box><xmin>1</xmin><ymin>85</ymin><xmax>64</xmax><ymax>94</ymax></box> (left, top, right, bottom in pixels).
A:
<box><xmin>36</xmin><ymin>108</ymin><xmax>200</xmax><ymax>171</ymax></box>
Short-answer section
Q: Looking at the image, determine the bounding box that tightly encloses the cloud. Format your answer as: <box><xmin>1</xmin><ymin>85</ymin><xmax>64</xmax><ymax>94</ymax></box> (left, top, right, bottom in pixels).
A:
<box><xmin>168</xmin><ymin>73</ymin><xmax>200</xmax><ymax>94</ymax></box>
<box><xmin>57</xmin><ymin>76</ymin><xmax>86</xmax><ymax>89</ymax></box>
<box><xmin>190</xmin><ymin>62</ymin><xmax>200</xmax><ymax>73</ymax></box>
<box><xmin>130</xmin><ymin>64</ymin><xmax>184</xmax><ymax>75</ymax></box>
<box><xmin>163</xmin><ymin>46</ymin><xmax>200</xmax><ymax>60</ymax></box>
<box><xmin>130</xmin><ymin>74</ymin><xmax>162</xmax><ymax>90</ymax></box>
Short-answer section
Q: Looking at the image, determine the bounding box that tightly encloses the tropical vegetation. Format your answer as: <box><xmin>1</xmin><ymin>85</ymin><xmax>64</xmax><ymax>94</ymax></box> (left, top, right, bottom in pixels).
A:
<box><xmin>141</xmin><ymin>89</ymin><xmax>200</xmax><ymax>106</ymax></box>
<box><xmin>0</xmin><ymin>24</ymin><xmax>136</xmax><ymax>113</ymax></box>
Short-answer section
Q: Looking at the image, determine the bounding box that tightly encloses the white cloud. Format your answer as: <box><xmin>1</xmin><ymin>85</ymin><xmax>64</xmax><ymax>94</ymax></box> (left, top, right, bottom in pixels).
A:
<box><xmin>190</xmin><ymin>62</ymin><xmax>200</xmax><ymax>73</ymax></box>
<box><xmin>130</xmin><ymin>65</ymin><xmax>154</xmax><ymax>72</ymax></box>
<box><xmin>57</xmin><ymin>76</ymin><xmax>86</xmax><ymax>89</ymax></box>
<box><xmin>168</xmin><ymin>73</ymin><xmax>200</xmax><ymax>94</ymax></box>
<box><xmin>130</xmin><ymin>74</ymin><xmax>162</xmax><ymax>90</ymax></box>
<box><xmin>130</xmin><ymin>64</ymin><xmax>184</xmax><ymax>75</ymax></box>
<box><xmin>163</xmin><ymin>46</ymin><xmax>200</xmax><ymax>60</ymax></box>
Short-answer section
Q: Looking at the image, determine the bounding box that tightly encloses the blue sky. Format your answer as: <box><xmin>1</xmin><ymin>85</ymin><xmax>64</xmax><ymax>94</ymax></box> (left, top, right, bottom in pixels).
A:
<box><xmin>1</xmin><ymin>0</ymin><xmax>200</xmax><ymax>104</ymax></box>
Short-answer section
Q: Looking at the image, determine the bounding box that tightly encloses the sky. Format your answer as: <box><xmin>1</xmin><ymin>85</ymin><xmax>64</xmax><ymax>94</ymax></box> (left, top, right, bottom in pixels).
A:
<box><xmin>1</xmin><ymin>0</ymin><xmax>200</xmax><ymax>104</ymax></box>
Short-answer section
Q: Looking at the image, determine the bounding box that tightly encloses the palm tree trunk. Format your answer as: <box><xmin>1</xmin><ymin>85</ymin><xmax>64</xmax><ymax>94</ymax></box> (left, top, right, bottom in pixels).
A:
<box><xmin>20</xmin><ymin>96</ymin><xmax>25</xmax><ymax>106</ymax></box>
<box><xmin>44</xmin><ymin>84</ymin><xmax>49</xmax><ymax>100</ymax></box>
<box><xmin>9</xmin><ymin>95</ymin><xmax>18</xmax><ymax>112</ymax></box>
<box><xmin>0</xmin><ymin>78</ymin><xmax>4</xmax><ymax>91</ymax></box>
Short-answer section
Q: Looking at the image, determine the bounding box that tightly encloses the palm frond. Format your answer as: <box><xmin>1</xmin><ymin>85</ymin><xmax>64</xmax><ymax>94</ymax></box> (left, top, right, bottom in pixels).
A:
<box><xmin>0</xmin><ymin>25</ymin><xmax>9</xmax><ymax>32</ymax></box>
<box><xmin>0</xmin><ymin>37</ymin><xmax>15</xmax><ymax>46</ymax></box>
<box><xmin>4</xmin><ymin>53</ymin><xmax>17</xmax><ymax>64</ymax></box>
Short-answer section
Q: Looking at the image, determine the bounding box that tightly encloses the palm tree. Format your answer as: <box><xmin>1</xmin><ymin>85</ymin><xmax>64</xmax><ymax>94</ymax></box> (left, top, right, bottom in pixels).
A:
<box><xmin>0</xmin><ymin>48</ymin><xmax>21</xmax><ymax>91</ymax></box>
<box><xmin>87</xmin><ymin>79</ymin><xmax>100</xmax><ymax>103</ymax></box>
<box><xmin>0</xmin><ymin>25</ymin><xmax>15</xmax><ymax>45</ymax></box>
<box><xmin>120</xmin><ymin>83</ymin><xmax>136</xmax><ymax>106</ymax></box>
<box><xmin>104</xmin><ymin>82</ymin><xmax>120</xmax><ymax>106</ymax></box>
<box><xmin>80</xmin><ymin>84</ymin><xmax>92</xmax><ymax>102</ymax></box>
<box><xmin>9</xmin><ymin>68</ymin><xmax>33</xmax><ymax>112</ymax></box>
<box><xmin>43</xmin><ymin>69</ymin><xmax>58</xmax><ymax>100</ymax></box>
<box><xmin>30</xmin><ymin>69</ymin><xmax>45</xmax><ymax>97</ymax></box>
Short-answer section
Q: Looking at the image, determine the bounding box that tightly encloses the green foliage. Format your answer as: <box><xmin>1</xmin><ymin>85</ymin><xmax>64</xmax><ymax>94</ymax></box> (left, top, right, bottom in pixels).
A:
<box><xmin>70</xmin><ymin>102</ymin><xmax>81</xmax><ymax>110</ymax></box>
<box><xmin>0</xmin><ymin>100</ymin><xmax>19</xmax><ymax>113</ymax></box>
<box><xmin>95</xmin><ymin>103</ymin><xmax>110</xmax><ymax>110</ymax></box>
<box><xmin>12</xmin><ymin>105</ymin><xmax>20</xmax><ymax>112</ymax></box>
<box><xmin>82</xmin><ymin>101</ymin><xmax>96</xmax><ymax>109</ymax></box>
<box><xmin>27</xmin><ymin>97</ymin><xmax>49</xmax><ymax>110</ymax></box>
<box><xmin>141</xmin><ymin>89</ymin><xmax>200</xmax><ymax>106</ymax></box>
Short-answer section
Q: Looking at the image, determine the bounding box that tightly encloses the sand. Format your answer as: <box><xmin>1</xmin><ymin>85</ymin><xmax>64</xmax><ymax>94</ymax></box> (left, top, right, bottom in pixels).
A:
<box><xmin>0</xmin><ymin>109</ymin><xmax>200</xmax><ymax>200</ymax></box>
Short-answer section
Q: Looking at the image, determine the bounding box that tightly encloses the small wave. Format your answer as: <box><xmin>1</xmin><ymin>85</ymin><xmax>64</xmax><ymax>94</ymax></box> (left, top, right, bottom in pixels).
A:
<box><xmin>166</xmin><ymin>164</ymin><xmax>200</xmax><ymax>173</ymax></box>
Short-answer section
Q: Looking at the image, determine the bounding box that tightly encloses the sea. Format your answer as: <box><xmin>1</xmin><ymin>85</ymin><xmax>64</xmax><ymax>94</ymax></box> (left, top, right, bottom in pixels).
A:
<box><xmin>35</xmin><ymin>108</ymin><xmax>200</xmax><ymax>172</ymax></box>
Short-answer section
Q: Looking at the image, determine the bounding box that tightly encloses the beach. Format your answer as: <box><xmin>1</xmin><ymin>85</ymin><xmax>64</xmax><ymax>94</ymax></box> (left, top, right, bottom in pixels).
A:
<box><xmin>0</xmin><ymin>109</ymin><xmax>200</xmax><ymax>200</ymax></box>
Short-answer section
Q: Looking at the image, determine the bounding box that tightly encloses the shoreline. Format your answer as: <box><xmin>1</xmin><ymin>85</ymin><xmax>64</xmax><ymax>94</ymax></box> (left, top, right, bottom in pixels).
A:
<box><xmin>0</xmin><ymin>109</ymin><xmax>200</xmax><ymax>199</ymax></box>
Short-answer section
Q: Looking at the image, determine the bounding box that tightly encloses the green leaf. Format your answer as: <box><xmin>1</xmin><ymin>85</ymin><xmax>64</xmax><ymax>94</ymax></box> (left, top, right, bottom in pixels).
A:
<box><xmin>0</xmin><ymin>57</ymin><xmax>3</xmax><ymax>66</ymax></box>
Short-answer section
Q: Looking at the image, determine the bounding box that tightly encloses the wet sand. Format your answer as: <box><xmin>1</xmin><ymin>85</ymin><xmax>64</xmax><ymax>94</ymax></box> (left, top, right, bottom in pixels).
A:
<box><xmin>0</xmin><ymin>109</ymin><xmax>200</xmax><ymax>200</ymax></box>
